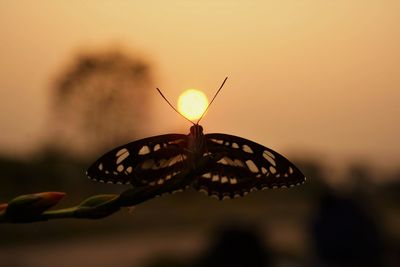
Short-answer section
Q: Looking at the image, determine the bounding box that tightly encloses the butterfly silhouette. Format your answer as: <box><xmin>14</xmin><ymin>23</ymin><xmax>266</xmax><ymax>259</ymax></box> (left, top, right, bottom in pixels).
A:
<box><xmin>87</xmin><ymin>78</ymin><xmax>305</xmax><ymax>199</ymax></box>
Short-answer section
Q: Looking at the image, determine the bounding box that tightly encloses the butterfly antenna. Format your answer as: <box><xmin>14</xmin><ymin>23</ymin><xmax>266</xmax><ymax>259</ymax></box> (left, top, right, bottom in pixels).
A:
<box><xmin>156</xmin><ymin>88</ymin><xmax>195</xmax><ymax>125</ymax></box>
<box><xmin>197</xmin><ymin>77</ymin><xmax>228</xmax><ymax>124</ymax></box>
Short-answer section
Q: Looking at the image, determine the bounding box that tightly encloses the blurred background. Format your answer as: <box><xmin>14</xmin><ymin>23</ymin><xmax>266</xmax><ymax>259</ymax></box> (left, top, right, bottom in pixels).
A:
<box><xmin>0</xmin><ymin>1</ymin><xmax>399</xmax><ymax>266</ymax></box>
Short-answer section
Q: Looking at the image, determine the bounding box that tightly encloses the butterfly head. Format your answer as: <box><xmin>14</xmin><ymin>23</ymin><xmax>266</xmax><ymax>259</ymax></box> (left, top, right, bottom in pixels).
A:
<box><xmin>188</xmin><ymin>124</ymin><xmax>206</xmax><ymax>158</ymax></box>
<box><xmin>190</xmin><ymin>124</ymin><xmax>204</xmax><ymax>138</ymax></box>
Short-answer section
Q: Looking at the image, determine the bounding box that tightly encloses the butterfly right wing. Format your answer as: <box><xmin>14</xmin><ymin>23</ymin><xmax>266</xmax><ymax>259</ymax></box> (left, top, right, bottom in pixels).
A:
<box><xmin>191</xmin><ymin>133</ymin><xmax>305</xmax><ymax>199</ymax></box>
<box><xmin>86</xmin><ymin>134</ymin><xmax>187</xmax><ymax>186</ymax></box>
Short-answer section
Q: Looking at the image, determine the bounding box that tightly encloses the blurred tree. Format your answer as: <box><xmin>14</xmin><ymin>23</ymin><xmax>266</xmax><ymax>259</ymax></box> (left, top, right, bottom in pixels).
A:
<box><xmin>47</xmin><ymin>49</ymin><xmax>153</xmax><ymax>158</ymax></box>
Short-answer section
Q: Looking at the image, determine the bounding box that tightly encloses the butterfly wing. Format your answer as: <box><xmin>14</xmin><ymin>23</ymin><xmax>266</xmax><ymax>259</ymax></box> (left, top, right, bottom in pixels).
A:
<box><xmin>86</xmin><ymin>134</ymin><xmax>188</xmax><ymax>186</ymax></box>
<box><xmin>191</xmin><ymin>133</ymin><xmax>305</xmax><ymax>199</ymax></box>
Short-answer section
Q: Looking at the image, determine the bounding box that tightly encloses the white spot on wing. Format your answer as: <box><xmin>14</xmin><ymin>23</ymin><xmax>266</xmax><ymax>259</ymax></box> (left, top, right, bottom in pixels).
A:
<box><xmin>117</xmin><ymin>165</ymin><xmax>124</xmax><ymax>172</ymax></box>
<box><xmin>168</xmin><ymin>155</ymin><xmax>182</xmax><ymax>167</ymax></box>
<box><xmin>138</xmin><ymin>146</ymin><xmax>151</xmax><ymax>155</ymax></box>
<box><xmin>230</xmin><ymin>178</ymin><xmax>238</xmax><ymax>184</ymax></box>
<box><xmin>263</xmin><ymin>150</ymin><xmax>276</xmax><ymax>159</ymax></box>
<box><xmin>154</xmin><ymin>144</ymin><xmax>161</xmax><ymax>151</ymax></box>
<box><xmin>210</xmin><ymin>138</ymin><xmax>224</xmax><ymax>145</ymax></box>
<box><xmin>269</xmin><ymin>166</ymin><xmax>277</xmax><ymax>174</ymax></box>
<box><xmin>242</xmin><ymin>144</ymin><xmax>254</xmax><ymax>153</ymax></box>
<box><xmin>217</xmin><ymin>157</ymin><xmax>234</xmax><ymax>166</ymax></box>
<box><xmin>246</xmin><ymin>160</ymin><xmax>259</xmax><ymax>173</ymax></box>
<box><xmin>125</xmin><ymin>166</ymin><xmax>133</xmax><ymax>174</ymax></box>
<box><xmin>212</xmin><ymin>174</ymin><xmax>219</xmax><ymax>182</ymax></box>
<box><xmin>202</xmin><ymin>173</ymin><xmax>212</xmax><ymax>179</ymax></box>
<box><xmin>234</xmin><ymin>159</ymin><xmax>245</xmax><ymax>167</ymax></box>
<box><xmin>116</xmin><ymin>150</ymin><xmax>129</xmax><ymax>164</ymax></box>
<box><xmin>263</xmin><ymin>151</ymin><xmax>276</xmax><ymax>166</ymax></box>
<box><xmin>116</xmin><ymin>148</ymin><xmax>128</xmax><ymax>157</ymax></box>
<box><xmin>218</xmin><ymin>158</ymin><xmax>227</xmax><ymax>165</ymax></box>
<box><xmin>98</xmin><ymin>163</ymin><xmax>103</xmax><ymax>171</ymax></box>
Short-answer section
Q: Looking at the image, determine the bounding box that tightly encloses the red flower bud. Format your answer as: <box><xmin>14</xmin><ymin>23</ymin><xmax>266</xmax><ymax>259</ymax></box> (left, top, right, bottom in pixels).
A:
<box><xmin>31</xmin><ymin>192</ymin><xmax>66</xmax><ymax>210</ymax></box>
<box><xmin>7</xmin><ymin>192</ymin><xmax>66</xmax><ymax>218</ymax></box>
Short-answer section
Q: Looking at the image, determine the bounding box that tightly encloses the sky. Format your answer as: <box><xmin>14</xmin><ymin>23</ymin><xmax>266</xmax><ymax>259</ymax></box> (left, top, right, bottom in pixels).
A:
<box><xmin>0</xmin><ymin>0</ymin><xmax>399</xmax><ymax>169</ymax></box>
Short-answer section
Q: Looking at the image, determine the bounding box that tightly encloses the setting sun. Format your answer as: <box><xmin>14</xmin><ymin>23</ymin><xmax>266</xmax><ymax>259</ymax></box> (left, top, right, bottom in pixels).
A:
<box><xmin>177</xmin><ymin>89</ymin><xmax>209</xmax><ymax>121</ymax></box>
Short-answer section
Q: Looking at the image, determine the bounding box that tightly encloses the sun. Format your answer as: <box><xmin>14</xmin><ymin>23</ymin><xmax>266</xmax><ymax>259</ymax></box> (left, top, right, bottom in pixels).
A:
<box><xmin>177</xmin><ymin>89</ymin><xmax>209</xmax><ymax>121</ymax></box>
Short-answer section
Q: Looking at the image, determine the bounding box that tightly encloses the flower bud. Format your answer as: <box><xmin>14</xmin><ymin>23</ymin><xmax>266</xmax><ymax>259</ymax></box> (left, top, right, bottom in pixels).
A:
<box><xmin>6</xmin><ymin>192</ymin><xmax>66</xmax><ymax>218</ymax></box>
<box><xmin>75</xmin><ymin>194</ymin><xmax>119</xmax><ymax>219</ymax></box>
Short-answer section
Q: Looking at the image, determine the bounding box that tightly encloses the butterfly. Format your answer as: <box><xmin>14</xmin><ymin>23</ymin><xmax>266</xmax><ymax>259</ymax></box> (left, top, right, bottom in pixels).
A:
<box><xmin>86</xmin><ymin>78</ymin><xmax>305</xmax><ymax>200</ymax></box>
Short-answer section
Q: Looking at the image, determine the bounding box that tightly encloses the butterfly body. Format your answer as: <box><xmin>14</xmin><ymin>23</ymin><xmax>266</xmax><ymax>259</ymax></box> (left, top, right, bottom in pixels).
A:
<box><xmin>187</xmin><ymin>125</ymin><xmax>207</xmax><ymax>167</ymax></box>
<box><xmin>87</xmin><ymin>124</ymin><xmax>305</xmax><ymax>199</ymax></box>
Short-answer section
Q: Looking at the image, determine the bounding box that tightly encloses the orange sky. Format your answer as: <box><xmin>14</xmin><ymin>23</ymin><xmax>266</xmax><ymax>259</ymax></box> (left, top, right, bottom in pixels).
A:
<box><xmin>0</xmin><ymin>1</ymin><xmax>399</xmax><ymax>168</ymax></box>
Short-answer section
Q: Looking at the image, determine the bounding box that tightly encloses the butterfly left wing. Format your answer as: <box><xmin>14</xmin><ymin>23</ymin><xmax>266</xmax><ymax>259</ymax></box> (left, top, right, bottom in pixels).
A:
<box><xmin>191</xmin><ymin>133</ymin><xmax>305</xmax><ymax>199</ymax></box>
<box><xmin>86</xmin><ymin>134</ymin><xmax>187</xmax><ymax>186</ymax></box>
